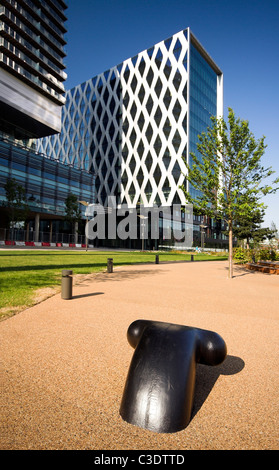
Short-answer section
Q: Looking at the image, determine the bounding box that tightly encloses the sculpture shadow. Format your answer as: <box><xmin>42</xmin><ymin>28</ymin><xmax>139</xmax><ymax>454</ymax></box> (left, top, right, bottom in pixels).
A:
<box><xmin>192</xmin><ymin>355</ymin><xmax>245</xmax><ymax>419</ymax></box>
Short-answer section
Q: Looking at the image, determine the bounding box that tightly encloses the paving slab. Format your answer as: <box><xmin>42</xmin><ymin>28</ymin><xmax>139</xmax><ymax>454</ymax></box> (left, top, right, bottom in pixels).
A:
<box><xmin>1</xmin><ymin>260</ymin><xmax>278</xmax><ymax>450</ymax></box>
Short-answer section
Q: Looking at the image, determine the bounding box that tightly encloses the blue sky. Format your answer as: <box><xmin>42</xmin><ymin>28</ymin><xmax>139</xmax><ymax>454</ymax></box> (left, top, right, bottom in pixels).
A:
<box><xmin>65</xmin><ymin>0</ymin><xmax>279</xmax><ymax>230</ymax></box>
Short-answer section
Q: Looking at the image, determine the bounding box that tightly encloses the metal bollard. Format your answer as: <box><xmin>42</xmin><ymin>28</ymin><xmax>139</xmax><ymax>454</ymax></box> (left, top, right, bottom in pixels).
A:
<box><xmin>61</xmin><ymin>270</ymin><xmax>73</xmax><ymax>299</ymax></box>
<box><xmin>107</xmin><ymin>258</ymin><xmax>113</xmax><ymax>273</ymax></box>
<box><xmin>155</xmin><ymin>254</ymin><xmax>159</xmax><ymax>264</ymax></box>
<box><xmin>191</xmin><ymin>254</ymin><xmax>194</xmax><ymax>262</ymax></box>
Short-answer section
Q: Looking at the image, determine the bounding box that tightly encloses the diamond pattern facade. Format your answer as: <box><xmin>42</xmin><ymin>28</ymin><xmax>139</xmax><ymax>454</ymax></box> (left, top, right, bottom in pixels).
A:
<box><xmin>37</xmin><ymin>28</ymin><xmax>223</xmax><ymax>209</ymax></box>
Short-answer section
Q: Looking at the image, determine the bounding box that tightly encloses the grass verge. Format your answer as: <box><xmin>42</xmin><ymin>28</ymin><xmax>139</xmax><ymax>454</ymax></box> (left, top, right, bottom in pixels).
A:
<box><xmin>0</xmin><ymin>249</ymin><xmax>227</xmax><ymax>320</ymax></box>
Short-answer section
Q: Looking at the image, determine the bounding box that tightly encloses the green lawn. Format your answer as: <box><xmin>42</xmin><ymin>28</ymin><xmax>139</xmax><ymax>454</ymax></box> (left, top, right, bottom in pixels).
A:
<box><xmin>0</xmin><ymin>249</ymin><xmax>227</xmax><ymax>319</ymax></box>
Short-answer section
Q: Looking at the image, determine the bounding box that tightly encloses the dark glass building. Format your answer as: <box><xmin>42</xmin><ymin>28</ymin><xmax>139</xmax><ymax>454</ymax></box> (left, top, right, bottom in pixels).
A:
<box><xmin>0</xmin><ymin>0</ymin><xmax>67</xmax><ymax>138</ymax></box>
<box><xmin>0</xmin><ymin>139</ymin><xmax>94</xmax><ymax>244</ymax></box>
<box><xmin>0</xmin><ymin>1</ymin><xmax>95</xmax><ymax>246</ymax></box>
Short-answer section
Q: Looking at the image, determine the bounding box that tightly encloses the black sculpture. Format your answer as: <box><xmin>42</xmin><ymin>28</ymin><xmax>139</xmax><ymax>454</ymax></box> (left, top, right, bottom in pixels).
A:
<box><xmin>120</xmin><ymin>319</ymin><xmax>227</xmax><ymax>433</ymax></box>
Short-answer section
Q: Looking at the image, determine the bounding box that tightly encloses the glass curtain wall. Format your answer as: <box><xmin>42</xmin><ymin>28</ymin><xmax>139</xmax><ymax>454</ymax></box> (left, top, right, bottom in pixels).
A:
<box><xmin>0</xmin><ymin>139</ymin><xmax>94</xmax><ymax>216</ymax></box>
<box><xmin>189</xmin><ymin>42</ymin><xmax>217</xmax><ymax>201</ymax></box>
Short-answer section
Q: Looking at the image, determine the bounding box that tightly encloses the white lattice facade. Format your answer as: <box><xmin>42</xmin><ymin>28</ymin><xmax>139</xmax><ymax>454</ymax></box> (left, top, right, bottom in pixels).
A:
<box><xmin>37</xmin><ymin>27</ymin><xmax>223</xmax><ymax>210</ymax></box>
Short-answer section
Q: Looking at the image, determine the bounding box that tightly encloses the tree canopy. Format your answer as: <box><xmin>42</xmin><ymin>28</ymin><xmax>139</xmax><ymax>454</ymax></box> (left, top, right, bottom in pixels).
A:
<box><xmin>230</xmin><ymin>208</ymin><xmax>276</xmax><ymax>247</ymax></box>
<box><xmin>64</xmin><ymin>193</ymin><xmax>82</xmax><ymax>234</ymax></box>
<box><xmin>4</xmin><ymin>178</ymin><xmax>29</xmax><ymax>234</ymax></box>
<box><xmin>180</xmin><ymin>108</ymin><xmax>279</xmax><ymax>278</ymax></box>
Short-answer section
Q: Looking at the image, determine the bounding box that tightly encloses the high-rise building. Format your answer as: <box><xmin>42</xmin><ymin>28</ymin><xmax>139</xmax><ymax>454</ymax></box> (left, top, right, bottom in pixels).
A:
<box><xmin>0</xmin><ymin>0</ymin><xmax>67</xmax><ymax>139</ymax></box>
<box><xmin>0</xmin><ymin>1</ymin><xmax>94</xmax><ymax>247</ymax></box>
<box><xmin>38</xmin><ymin>28</ymin><xmax>223</xmax><ymax>206</ymax></box>
<box><xmin>38</xmin><ymin>27</ymin><xmax>226</xmax><ymax>248</ymax></box>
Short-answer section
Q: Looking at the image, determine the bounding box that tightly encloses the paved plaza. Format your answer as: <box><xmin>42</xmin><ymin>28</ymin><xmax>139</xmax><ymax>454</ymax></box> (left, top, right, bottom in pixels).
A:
<box><xmin>1</xmin><ymin>260</ymin><xmax>278</xmax><ymax>450</ymax></box>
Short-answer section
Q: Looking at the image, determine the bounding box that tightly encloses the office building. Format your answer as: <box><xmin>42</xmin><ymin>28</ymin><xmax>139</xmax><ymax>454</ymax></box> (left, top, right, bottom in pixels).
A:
<box><xmin>38</xmin><ymin>27</ymin><xmax>227</xmax><ymax>248</ymax></box>
<box><xmin>1</xmin><ymin>0</ymin><xmax>68</xmax><ymax>138</ymax></box>
<box><xmin>0</xmin><ymin>0</ymin><xmax>95</xmax><ymax>246</ymax></box>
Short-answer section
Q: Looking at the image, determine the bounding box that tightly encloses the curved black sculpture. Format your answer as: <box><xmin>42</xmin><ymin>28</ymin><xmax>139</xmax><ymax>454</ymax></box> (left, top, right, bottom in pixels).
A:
<box><xmin>120</xmin><ymin>319</ymin><xmax>227</xmax><ymax>433</ymax></box>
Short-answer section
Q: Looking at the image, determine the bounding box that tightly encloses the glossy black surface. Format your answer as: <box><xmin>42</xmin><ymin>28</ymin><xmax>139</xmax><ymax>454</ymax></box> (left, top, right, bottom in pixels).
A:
<box><xmin>120</xmin><ymin>319</ymin><xmax>227</xmax><ymax>433</ymax></box>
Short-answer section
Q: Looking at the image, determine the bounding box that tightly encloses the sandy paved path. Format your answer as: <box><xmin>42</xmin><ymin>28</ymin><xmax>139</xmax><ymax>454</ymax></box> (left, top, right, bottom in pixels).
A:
<box><xmin>1</xmin><ymin>260</ymin><xmax>278</xmax><ymax>450</ymax></box>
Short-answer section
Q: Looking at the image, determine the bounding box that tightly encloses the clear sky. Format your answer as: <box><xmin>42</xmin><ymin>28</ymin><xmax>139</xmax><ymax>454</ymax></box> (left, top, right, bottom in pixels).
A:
<box><xmin>65</xmin><ymin>0</ymin><xmax>279</xmax><ymax>230</ymax></box>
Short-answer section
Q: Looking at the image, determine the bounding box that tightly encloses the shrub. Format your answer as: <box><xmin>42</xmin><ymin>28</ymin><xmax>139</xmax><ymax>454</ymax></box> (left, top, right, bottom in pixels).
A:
<box><xmin>233</xmin><ymin>246</ymin><xmax>279</xmax><ymax>264</ymax></box>
<box><xmin>234</xmin><ymin>246</ymin><xmax>278</xmax><ymax>263</ymax></box>
<box><xmin>256</xmin><ymin>248</ymin><xmax>277</xmax><ymax>261</ymax></box>
<box><xmin>233</xmin><ymin>247</ymin><xmax>251</xmax><ymax>263</ymax></box>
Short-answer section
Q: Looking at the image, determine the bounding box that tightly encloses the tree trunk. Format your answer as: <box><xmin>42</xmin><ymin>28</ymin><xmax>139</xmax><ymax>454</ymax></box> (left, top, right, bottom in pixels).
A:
<box><xmin>228</xmin><ymin>222</ymin><xmax>233</xmax><ymax>278</ymax></box>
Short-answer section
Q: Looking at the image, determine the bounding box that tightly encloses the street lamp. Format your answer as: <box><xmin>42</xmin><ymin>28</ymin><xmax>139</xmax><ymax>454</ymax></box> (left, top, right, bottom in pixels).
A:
<box><xmin>138</xmin><ymin>214</ymin><xmax>148</xmax><ymax>251</ymax></box>
<box><xmin>79</xmin><ymin>200</ymin><xmax>90</xmax><ymax>251</ymax></box>
<box><xmin>79</xmin><ymin>201</ymin><xmax>113</xmax><ymax>251</ymax></box>
<box><xmin>200</xmin><ymin>224</ymin><xmax>208</xmax><ymax>251</ymax></box>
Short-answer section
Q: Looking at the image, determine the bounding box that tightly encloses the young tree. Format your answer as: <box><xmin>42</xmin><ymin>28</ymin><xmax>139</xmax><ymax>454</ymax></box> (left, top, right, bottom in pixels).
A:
<box><xmin>228</xmin><ymin>208</ymin><xmax>275</xmax><ymax>248</ymax></box>
<box><xmin>64</xmin><ymin>193</ymin><xmax>81</xmax><ymax>241</ymax></box>
<box><xmin>4</xmin><ymin>178</ymin><xmax>29</xmax><ymax>242</ymax></box>
<box><xmin>180</xmin><ymin>108</ymin><xmax>279</xmax><ymax>278</ymax></box>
